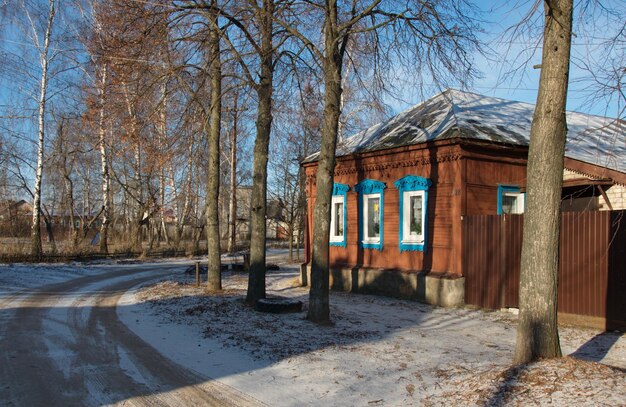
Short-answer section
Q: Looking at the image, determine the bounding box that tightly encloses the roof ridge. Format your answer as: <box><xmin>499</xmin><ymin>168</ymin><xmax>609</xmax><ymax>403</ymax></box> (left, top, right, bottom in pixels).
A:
<box><xmin>441</xmin><ymin>89</ymin><xmax>463</xmax><ymax>136</ymax></box>
<box><xmin>302</xmin><ymin>89</ymin><xmax>624</xmax><ymax>175</ymax></box>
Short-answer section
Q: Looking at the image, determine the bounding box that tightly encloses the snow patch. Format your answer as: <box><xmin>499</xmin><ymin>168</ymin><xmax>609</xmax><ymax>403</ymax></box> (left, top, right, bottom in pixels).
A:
<box><xmin>306</xmin><ymin>89</ymin><xmax>626</xmax><ymax>175</ymax></box>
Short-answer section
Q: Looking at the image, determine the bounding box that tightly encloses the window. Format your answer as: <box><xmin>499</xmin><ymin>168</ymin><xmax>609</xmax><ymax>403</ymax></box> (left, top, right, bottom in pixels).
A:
<box><xmin>363</xmin><ymin>194</ymin><xmax>381</xmax><ymax>243</ymax></box>
<box><xmin>354</xmin><ymin>179</ymin><xmax>386</xmax><ymax>250</ymax></box>
<box><xmin>394</xmin><ymin>175</ymin><xmax>431</xmax><ymax>252</ymax></box>
<box><xmin>329</xmin><ymin>183</ymin><xmax>349</xmax><ymax>247</ymax></box>
<box><xmin>330</xmin><ymin>195</ymin><xmax>345</xmax><ymax>243</ymax></box>
<box><xmin>403</xmin><ymin>191</ymin><xmax>424</xmax><ymax>243</ymax></box>
<box><xmin>498</xmin><ymin>185</ymin><xmax>524</xmax><ymax>215</ymax></box>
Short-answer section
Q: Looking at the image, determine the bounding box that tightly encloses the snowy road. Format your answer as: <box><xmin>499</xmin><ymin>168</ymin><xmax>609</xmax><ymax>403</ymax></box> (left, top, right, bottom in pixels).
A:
<box><xmin>0</xmin><ymin>265</ymin><xmax>262</xmax><ymax>406</ymax></box>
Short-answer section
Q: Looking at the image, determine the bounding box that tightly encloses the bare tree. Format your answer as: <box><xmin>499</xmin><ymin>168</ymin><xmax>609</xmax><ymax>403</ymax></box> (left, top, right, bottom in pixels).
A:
<box><xmin>97</xmin><ymin>62</ymin><xmax>111</xmax><ymax>253</ymax></box>
<box><xmin>29</xmin><ymin>0</ymin><xmax>57</xmax><ymax>257</ymax></box>
<box><xmin>205</xmin><ymin>2</ymin><xmax>223</xmax><ymax>291</ymax></box>
<box><xmin>178</xmin><ymin>0</ymin><xmax>282</xmax><ymax>303</ymax></box>
<box><xmin>226</xmin><ymin>90</ymin><xmax>243</xmax><ymax>253</ymax></box>
<box><xmin>514</xmin><ymin>0</ymin><xmax>573</xmax><ymax>364</ymax></box>
<box><xmin>279</xmin><ymin>0</ymin><xmax>482</xmax><ymax>323</ymax></box>
<box><xmin>243</xmin><ymin>0</ymin><xmax>275</xmax><ymax>305</ymax></box>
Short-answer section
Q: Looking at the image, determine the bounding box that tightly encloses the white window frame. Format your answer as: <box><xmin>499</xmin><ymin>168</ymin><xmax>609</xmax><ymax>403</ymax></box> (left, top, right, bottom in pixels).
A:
<box><xmin>402</xmin><ymin>190</ymin><xmax>425</xmax><ymax>244</ymax></box>
<box><xmin>502</xmin><ymin>192</ymin><xmax>525</xmax><ymax>214</ymax></box>
<box><xmin>362</xmin><ymin>193</ymin><xmax>381</xmax><ymax>244</ymax></box>
<box><xmin>329</xmin><ymin>195</ymin><xmax>345</xmax><ymax>243</ymax></box>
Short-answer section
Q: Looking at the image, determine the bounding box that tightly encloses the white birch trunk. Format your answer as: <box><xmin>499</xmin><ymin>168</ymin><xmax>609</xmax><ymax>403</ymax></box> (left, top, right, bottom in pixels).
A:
<box><xmin>30</xmin><ymin>0</ymin><xmax>56</xmax><ymax>257</ymax></box>
<box><xmin>98</xmin><ymin>64</ymin><xmax>111</xmax><ymax>253</ymax></box>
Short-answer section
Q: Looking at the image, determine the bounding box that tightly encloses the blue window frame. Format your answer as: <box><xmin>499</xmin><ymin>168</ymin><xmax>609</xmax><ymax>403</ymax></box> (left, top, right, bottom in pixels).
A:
<box><xmin>394</xmin><ymin>175</ymin><xmax>431</xmax><ymax>252</ymax></box>
<box><xmin>330</xmin><ymin>183</ymin><xmax>349</xmax><ymax>247</ymax></box>
<box><xmin>497</xmin><ymin>185</ymin><xmax>524</xmax><ymax>215</ymax></box>
<box><xmin>354</xmin><ymin>179</ymin><xmax>386</xmax><ymax>250</ymax></box>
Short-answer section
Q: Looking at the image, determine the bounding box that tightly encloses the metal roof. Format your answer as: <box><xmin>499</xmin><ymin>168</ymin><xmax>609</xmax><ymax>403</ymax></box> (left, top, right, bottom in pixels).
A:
<box><xmin>304</xmin><ymin>89</ymin><xmax>625</xmax><ymax>174</ymax></box>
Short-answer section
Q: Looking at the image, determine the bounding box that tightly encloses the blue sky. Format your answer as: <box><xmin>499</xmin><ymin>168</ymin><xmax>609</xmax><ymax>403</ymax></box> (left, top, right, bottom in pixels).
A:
<box><xmin>1</xmin><ymin>0</ymin><xmax>623</xmax><ymax>137</ymax></box>
<box><xmin>391</xmin><ymin>1</ymin><xmax>625</xmax><ymax>119</ymax></box>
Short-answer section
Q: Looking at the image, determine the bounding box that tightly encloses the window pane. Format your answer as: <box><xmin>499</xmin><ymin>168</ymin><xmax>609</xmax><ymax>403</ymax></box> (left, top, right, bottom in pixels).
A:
<box><xmin>502</xmin><ymin>195</ymin><xmax>517</xmax><ymax>214</ymax></box>
<box><xmin>367</xmin><ymin>197</ymin><xmax>380</xmax><ymax>238</ymax></box>
<box><xmin>334</xmin><ymin>202</ymin><xmax>343</xmax><ymax>236</ymax></box>
<box><xmin>410</xmin><ymin>195</ymin><xmax>423</xmax><ymax>236</ymax></box>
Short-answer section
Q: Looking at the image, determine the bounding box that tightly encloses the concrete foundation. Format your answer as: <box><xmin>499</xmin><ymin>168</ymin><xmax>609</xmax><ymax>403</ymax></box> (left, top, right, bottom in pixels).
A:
<box><xmin>300</xmin><ymin>263</ymin><xmax>464</xmax><ymax>308</ymax></box>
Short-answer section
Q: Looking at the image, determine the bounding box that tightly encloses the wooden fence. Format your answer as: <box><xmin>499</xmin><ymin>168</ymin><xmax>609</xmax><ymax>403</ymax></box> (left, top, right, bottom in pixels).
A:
<box><xmin>463</xmin><ymin>211</ymin><xmax>626</xmax><ymax>330</ymax></box>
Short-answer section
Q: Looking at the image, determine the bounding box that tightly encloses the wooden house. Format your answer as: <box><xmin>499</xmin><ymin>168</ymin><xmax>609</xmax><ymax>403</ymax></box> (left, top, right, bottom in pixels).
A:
<box><xmin>301</xmin><ymin>89</ymin><xmax>626</xmax><ymax>307</ymax></box>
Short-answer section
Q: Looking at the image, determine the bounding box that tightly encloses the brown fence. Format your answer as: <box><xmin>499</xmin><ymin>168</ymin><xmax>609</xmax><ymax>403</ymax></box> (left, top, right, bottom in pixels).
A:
<box><xmin>463</xmin><ymin>211</ymin><xmax>626</xmax><ymax>330</ymax></box>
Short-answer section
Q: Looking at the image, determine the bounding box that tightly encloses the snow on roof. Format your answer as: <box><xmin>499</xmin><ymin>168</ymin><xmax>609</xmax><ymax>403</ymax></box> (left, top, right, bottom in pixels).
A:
<box><xmin>304</xmin><ymin>89</ymin><xmax>626</xmax><ymax>174</ymax></box>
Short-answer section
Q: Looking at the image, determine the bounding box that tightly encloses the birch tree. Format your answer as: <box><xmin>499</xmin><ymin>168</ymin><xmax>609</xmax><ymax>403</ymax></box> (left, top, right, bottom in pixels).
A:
<box><xmin>81</xmin><ymin>0</ymin><xmax>113</xmax><ymax>253</ymax></box>
<box><xmin>96</xmin><ymin>62</ymin><xmax>111</xmax><ymax>253</ymax></box>
<box><xmin>29</xmin><ymin>0</ymin><xmax>57</xmax><ymax>257</ymax></box>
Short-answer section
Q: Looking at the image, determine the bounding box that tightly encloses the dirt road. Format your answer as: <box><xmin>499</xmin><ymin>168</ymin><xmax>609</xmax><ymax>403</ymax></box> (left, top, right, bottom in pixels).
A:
<box><xmin>0</xmin><ymin>264</ymin><xmax>263</xmax><ymax>406</ymax></box>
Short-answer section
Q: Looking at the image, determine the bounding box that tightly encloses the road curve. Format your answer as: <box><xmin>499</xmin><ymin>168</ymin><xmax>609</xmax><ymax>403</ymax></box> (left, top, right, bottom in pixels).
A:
<box><xmin>0</xmin><ymin>265</ymin><xmax>264</xmax><ymax>406</ymax></box>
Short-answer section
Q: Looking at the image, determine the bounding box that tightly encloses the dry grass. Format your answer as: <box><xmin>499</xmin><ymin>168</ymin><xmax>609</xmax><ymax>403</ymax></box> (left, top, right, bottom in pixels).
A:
<box><xmin>437</xmin><ymin>356</ymin><xmax>626</xmax><ymax>406</ymax></box>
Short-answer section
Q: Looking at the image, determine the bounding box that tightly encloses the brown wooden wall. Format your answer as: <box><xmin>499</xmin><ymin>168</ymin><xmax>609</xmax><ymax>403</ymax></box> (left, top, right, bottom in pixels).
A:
<box><xmin>304</xmin><ymin>142</ymin><xmax>463</xmax><ymax>275</ymax></box>
<box><xmin>464</xmin><ymin>153</ymin><xmax>527</xmax><ymax>215</ymax></box>
<box><xmin>463</xmin><ymin>211</ymin><xmax>626</xmax><ymax>330</ymax></box>
<box><xmin>304</xmin><ymin>140</ymin><xmax>535</xmax><ymax>277</ymax></box>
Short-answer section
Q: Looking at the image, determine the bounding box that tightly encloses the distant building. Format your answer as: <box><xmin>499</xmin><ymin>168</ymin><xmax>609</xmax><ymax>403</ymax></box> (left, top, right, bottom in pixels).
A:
<box><xmin>219</xmin><ymin>186</ymin><xmax>291</xmax><ymax>242</ymax></box>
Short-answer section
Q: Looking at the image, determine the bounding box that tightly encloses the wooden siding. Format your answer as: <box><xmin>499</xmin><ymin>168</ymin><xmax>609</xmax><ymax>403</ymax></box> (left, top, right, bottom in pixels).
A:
<box><xmin>463</xmin><ymin>154</ymin><xmax>527</xmax><ymax>216</ymax></box>
<box><xmin>305</xmin><ymin>143</ymin><xmax>462</xmax><ymax>275</ymax></box>
<box><xmin>303</xmin><ymin>139</ymin><xmax>626</xmax><ymax>284</ymax></box>
<box><xmin>463</xmin><ymin>211</ymin><xmax>626</xmax><ymax>330</ymax></box>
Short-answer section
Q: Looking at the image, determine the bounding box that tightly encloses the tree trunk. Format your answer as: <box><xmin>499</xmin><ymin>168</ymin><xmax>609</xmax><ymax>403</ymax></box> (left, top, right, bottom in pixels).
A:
<box><xmin>64</xmin><ymin>176</ymin><xmax>77</xmax><ymax>247</ymax></box>
<box><xmin>308</xmin><ymin>0</ymin><xmax>343</xmax><ymax>324</ymax></box>
<box><xmin>175</xmin><ymin>137</ymin><xmax>194</xmax><ymax>250</ymax></box>
<box><xmin>30</xmin><ymin>0</ymin><xmax>56</xmax><ymax>258</ymax></box>
<box><xmin>514</xmin><ymin>0</ymin><xmax>572</xmax><ymax>364</ymax></box>
<box><xmin>288</xmin><ymin>222</ymin><xmax>294</xmax><ymax>262</ymax></box>
<box><xmin>159</xmin><ymin>80</ymin><xmax>170</xmax><ymax>247</ymax></box>
<box><xmin>98</xmin><ymin>64</ymin><xmax>111</xmax><ymax>254</ymax></box>
<box><xmin>245</xmin><ymin>0</ymin><xmax>274</xmax><ymax>306</ymax></box>
<box><xmin>228</xmin><ymin>95</ymin><xmax>238</xmax><ymax>254</ymax></box>
<box><xmin>205</xmin><ymin>4</ymin><xmax>222</xmax><ymax>291</ymax></box>
<box><xmin>56</xmin><ymin>118</ymin><xmax>79</xmax><ymax>248</ymax></box>
<box><xmin>43</xmin><ymin>213</ymin><xmax>55</xmax><ymax>255</ymax></box>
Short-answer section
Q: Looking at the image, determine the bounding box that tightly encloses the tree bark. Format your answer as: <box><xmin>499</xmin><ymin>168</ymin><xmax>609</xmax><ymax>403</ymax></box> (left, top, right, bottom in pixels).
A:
<box><xmin>133</xmin><ymin>141</ymin><xmax>143</xmax><ymax>253</ymax></box>
<box><xmin>245</xmin><ymin>0</ymin><xmax>274</xmax><ymax>306</ymax></box>
<box><xmin>98</xmin><ymin>64</ymin><xmax>111</xmax><ymax>254</ymax></box>
<box><xmin>159</xmin><ymin>80</ymin><xmax>170</xmax><ymax>247</ymax></box>
<box><xmin>206</xmin><ymin>4</ymin><xmax>222</xmax><ymax>291</ymax></box>
<box><xmin>308</xmin><ymin>0</ymin><xmax>343</xmax><ymax>324</ymax></box>
<box><xmin>42</xmin><ymin>208</ymin><xmax>56</xmax><ymax>255</ymax></box>
<box><xmin>228</xmin><ymin>94</ymin><xmax>238</xmax><ymax>253</ymax></box>
<box><xmin>514</xmin><ymin>0</ymin><xmax>572</xmax><ymax>364</ymax></box>
<box><xmin>30</xmin><ymin>0</ymin><xmax>56</xmax><ymax>258</ymax></box>
<box><xmin>174</xmin><ymin>135</ymin><xmax>194</xmax><ymax>250</ymax></box>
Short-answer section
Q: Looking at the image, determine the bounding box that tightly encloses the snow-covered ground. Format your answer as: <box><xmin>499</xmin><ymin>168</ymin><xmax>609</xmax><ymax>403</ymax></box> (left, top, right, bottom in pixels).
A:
<box><xmin>1</xmin><ymin>251</ymin><xmax>624</xmax><ymax>406</ymax></box>
<box><xmin>0</xmin><ymin>256</ymin><xmax>201</xmax><ymax>297</ymax></box>
<box><xmin>0</xmin><ymin>262</ymin><xmax>104</xmax><ymax>295</ymax></box>
<box><xmin>117</xmin><ymin>251</ymin><xmax>626</xmax><ymax>406</ymax></box>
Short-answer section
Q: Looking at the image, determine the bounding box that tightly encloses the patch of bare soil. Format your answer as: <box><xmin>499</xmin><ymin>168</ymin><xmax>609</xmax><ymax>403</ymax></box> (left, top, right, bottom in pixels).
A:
<box><xmin>434</xmin><ymin>356</ymin><xmax>626</xmax><ymax>406</ymax></box>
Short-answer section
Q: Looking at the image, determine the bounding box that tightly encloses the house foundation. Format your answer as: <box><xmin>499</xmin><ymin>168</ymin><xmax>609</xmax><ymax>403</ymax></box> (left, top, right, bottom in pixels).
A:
<box><xmin>300</xmin><ymin>263</ymin><xmax>464</xmax><ymax>307</ymax></box>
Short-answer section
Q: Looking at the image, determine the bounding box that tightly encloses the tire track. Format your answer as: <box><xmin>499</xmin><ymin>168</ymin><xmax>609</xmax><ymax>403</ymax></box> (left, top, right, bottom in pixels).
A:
<box><xmin>0</xmin><ymin>265</ymin><xmax>264</xmax><ymax>406</ymax></box>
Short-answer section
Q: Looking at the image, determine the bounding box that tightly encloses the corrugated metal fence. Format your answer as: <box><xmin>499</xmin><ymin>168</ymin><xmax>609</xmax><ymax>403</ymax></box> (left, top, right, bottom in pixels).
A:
<box><xmin>463</xmin><ymin>211</ymin><xmax>626</xmax><ymax>330</ymax></box>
